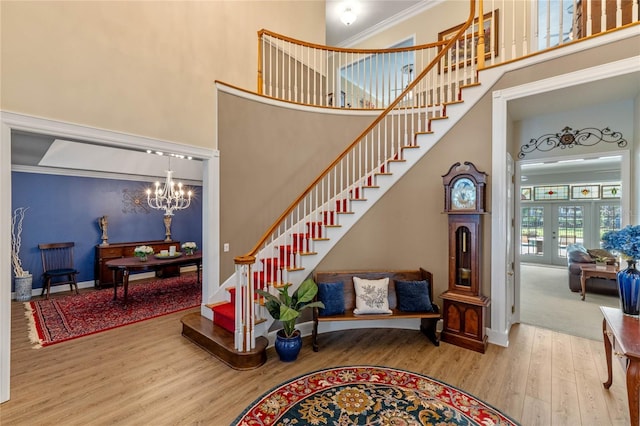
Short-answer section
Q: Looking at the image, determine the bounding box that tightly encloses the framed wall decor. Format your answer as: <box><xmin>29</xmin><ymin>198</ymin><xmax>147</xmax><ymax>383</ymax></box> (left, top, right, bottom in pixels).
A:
<box><xmin>438</xmin><ymin>10</ymin><xmax>499</xmax><ymax>72</ymax></box>
<box><xmin>327</xmin><ymin>91</ymin><xmax>345</xmax><ymax>108</ymax></box>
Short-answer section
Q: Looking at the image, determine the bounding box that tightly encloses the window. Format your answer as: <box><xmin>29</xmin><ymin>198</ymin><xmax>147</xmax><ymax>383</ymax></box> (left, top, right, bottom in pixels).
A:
<box><xmin>599</xmin><ymin>204</ymin><xmax>621</xmax><ymax>241</ymax></box>
<box><xmin>537</xmin><ymin>0</ymin><xmax>574</xmax><ymax>49</ymax></box>
<box><xmin>521</xmin><ymin>206</ymin><xmax>544</xmax><ymax>255</ymax></box>
<box><xmin>340</xmin><ymin>38</ymin><xmax>414</xmax><ymax>109</ymax></box>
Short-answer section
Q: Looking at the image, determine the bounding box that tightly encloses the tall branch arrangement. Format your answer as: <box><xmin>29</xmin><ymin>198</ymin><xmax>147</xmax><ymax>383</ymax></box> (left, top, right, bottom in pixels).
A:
<box><xmin>11</xmin><ymin>207</ymin><xmax>29</xmax><ymax>277</ymax></box>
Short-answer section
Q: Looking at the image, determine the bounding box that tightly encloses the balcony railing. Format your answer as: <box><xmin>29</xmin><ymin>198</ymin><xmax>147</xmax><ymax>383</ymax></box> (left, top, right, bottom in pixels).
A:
<box><xmin>258</xmin><ymin>0</ymin><xmax>638</xmax><ymax>110</ymax></box>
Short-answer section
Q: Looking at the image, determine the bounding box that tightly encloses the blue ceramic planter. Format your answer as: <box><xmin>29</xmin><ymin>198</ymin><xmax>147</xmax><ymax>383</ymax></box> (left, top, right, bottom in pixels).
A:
<box><xmin>617</xmin><ymin>260</ymin><xmax>640</xmax><ymax>317</ymax></box>
<box><xmin>274</xmin><ymin>330</ymin><xmax>302</xmax><ymax>362</ymax></box>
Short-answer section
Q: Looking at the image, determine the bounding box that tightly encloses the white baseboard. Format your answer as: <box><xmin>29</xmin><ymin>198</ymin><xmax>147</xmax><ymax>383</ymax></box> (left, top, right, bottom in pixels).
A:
<box><xmin>11</xmin><ymin>266</ymin><xmax>198</xmax><ymax>300</ymax></box>
<box><xmin>486</xmin><ymin>328</ymin><xmax>509</xmax><ymax>347</ymax></box>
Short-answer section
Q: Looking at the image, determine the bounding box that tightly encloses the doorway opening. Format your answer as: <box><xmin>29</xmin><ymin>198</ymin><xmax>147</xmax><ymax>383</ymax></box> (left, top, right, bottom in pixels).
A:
<box><xmin>515</xmin><ymin>152</ymin><xmax>623</xmax><ymax>339</ymax></box>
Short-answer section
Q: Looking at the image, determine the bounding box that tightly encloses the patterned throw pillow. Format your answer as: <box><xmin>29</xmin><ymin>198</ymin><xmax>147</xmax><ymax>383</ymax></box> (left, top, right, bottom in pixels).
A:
<box><xmin>353</xmin><ymin>277</ymin><xmax>392</xmax><ymax>315</ymax></box>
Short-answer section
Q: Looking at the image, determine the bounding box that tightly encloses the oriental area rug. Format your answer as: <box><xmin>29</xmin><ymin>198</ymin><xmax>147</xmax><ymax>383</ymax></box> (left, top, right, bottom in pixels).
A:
<box><xmin>233</xmin><ymin>365</ymin><xmax>519</xmax><ymax>425</ymax></box>
<box><xmin>25</xmin><ymin>275</ymin><xmax>200</xmax><ymax>347</ymax></box>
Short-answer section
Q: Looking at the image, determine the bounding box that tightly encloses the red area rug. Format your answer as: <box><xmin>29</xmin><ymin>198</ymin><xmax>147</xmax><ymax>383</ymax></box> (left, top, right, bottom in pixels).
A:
<box><xmin>25</xmin><ymin>275</ymin><xmax>201</xmax><ymax>347</ymax></box>
<box><xmin>233</xmin><ymin>365</ymin><xmax>519</xmax><ymax>425</ymax></box>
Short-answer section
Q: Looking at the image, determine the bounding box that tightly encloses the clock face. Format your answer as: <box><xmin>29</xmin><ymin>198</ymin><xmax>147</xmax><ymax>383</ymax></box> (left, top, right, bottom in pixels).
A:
<box><xmin>451</xmin><ymin>178</ymin><xmax>476</xmax><ymax>210</ymax></box>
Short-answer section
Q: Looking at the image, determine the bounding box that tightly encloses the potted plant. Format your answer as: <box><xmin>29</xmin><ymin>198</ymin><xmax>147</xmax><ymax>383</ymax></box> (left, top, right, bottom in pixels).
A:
<box><xmin>11</xmin><ymin>207</ymin><xmax>32</xmax><ymax>301</ymax></box>
<box><xmin>256</xmin><ymin>278</ymin><xmax>324</xmax><ymax>362</ymax></box>
<box><xmin>594</xmin><ymin>256</ymin><xmax>608</xmax><ymax>269</ymax></box>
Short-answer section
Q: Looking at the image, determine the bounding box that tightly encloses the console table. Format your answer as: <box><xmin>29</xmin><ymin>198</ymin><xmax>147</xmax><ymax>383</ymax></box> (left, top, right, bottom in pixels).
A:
<box><xmin>95</xmin><ymin>240</ymin><xmax>181</xmax><ymax>288</ymax></box>
<box><xmin>106</xmin><ymin>251</ymin><xmax>202</xmax><ymax>305</ymax></box>
<box><xmin>601</xmin><ymin>306</ymin><xmax>639</xmax><ymax>426</ymax></box>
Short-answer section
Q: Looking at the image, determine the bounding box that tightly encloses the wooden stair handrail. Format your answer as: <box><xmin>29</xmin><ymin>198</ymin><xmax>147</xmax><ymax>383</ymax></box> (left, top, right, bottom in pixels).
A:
<box><xmin>236</xmin><ymin>0</ymin><xmax>477</xmax><ymax>263</ymax></box>
<box><xmin>258</xmin><ymin>28</ymin><xmax>447</xmax><ymax>54</ymax></box>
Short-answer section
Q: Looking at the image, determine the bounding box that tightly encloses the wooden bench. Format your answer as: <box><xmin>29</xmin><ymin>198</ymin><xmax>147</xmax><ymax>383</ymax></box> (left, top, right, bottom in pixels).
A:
<box><xmin>312</xmin><ymin>268</ymin><xmax>441</xmax><ymax>351</ymax></box>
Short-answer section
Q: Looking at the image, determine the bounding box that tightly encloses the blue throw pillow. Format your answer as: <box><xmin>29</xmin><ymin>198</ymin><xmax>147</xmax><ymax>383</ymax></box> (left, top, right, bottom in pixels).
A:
<box><xmin>395</xmin><ymin>280</ymin><xmax>434</xmax><ymax>312</ymax></box>
<box><xmin>317</xmin><ymin>281</ymin><xmax>345</xmax><ymax>316</ymax></box>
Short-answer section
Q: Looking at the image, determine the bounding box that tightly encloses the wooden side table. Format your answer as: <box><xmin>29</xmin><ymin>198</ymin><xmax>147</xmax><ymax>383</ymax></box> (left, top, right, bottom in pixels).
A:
<box><xmin>600</xmin><ymin>306</ymin><xmax>639</xmax><ymax>426</ymax></box>
<box><xmin>580</xmin><ymin>264</ymin><xmax>617</xmax><ymax>300</ymax></box>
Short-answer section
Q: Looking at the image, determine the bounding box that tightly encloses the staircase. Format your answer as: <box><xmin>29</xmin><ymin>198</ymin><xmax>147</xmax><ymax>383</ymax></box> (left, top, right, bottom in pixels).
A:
<box><xmin>178</xmin><ymin>1</ymin><xmax>640</xmax><ymax>369</ymax></box>
<box><xmin>180</xmin><ymin>1</ymin><xmax>498</xmax><ymax>368</ymax></box>
<box><xmin>181</xmin><ymin>82</ymin><xmax>508</xmax><ymax>369</ymax></box>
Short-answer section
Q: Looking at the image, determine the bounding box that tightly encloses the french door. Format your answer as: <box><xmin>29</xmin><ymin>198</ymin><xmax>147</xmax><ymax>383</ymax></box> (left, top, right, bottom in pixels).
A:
<box><xmin>521</xmin><ymin>203</ymin><xmax>586</xmax><ymax>266</ymax></box>
<box><xmin>520</xmin><ymin>202</ymin><xmax>621</xmax><ymax>266</ymax></box>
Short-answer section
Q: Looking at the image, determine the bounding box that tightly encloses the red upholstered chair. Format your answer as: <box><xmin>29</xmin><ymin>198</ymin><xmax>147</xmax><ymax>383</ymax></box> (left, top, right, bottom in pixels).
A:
<box><xmin>39</xmin><ymin>242</ymin><xmax>80</xmax><ymax>299</ymax></box>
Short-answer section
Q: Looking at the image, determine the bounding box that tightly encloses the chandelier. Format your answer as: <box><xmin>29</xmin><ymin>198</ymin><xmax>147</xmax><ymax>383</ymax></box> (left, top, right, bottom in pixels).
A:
<box><xmin>146</xmin><ymin>155</ymin><xmax>192</xmax><ymax>217</ymax></box>
<box><xmin>146</xmin><ymin>154</ymin><xmax>192</xmax><ymax>242</ymax></box>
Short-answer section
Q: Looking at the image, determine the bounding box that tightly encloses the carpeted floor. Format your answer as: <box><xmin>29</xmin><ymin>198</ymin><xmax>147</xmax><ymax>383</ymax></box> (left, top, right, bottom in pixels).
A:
<box><xmin>232</xmin><ymin>365</ymin><xmax>519</xmax><ymax>425</ymax></box>
<box><xmin>520</xmin><ymin>263</ymin><xmax>619</xmax><ymax>341</ymax></box>
<box><xmin>25</xmin><ymin>275</ymin><xmax>201</xmax><ymax>347</ymax></box>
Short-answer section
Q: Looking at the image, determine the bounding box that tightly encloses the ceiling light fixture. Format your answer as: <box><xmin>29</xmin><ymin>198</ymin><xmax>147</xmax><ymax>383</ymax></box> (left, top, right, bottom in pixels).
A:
<box><xmin>146</xmin><ymin>154</ymin><xmax>192</xmax><ymax>217</ymax></box>
<box><xmin>341</xmin><ymin>7</ymin><xmax>357</xmax><ymax>26</ymax></box>
<box><xmin>146</xmin><ymin>153</ymin><xmax>192</xmax><ymax>241</ymax></box>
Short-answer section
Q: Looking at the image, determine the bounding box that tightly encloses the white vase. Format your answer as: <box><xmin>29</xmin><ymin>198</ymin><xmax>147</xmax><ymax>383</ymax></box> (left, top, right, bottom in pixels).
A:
<box><xmin>15</xmin><ymin>274</ymin><xmax>33</xmax><ymax>302</ymax></box>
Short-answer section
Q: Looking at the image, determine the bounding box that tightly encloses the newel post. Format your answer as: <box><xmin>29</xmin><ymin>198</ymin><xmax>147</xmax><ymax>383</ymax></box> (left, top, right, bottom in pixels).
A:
<box><xmin>257</xmin><ymin>31</ymin><xmax>263</xmax><ymax>95</ymax></box>
<box><xmin>234</xmin><ymin>254</ymin><xmax>256</xmax><ymax>351</ymax></box>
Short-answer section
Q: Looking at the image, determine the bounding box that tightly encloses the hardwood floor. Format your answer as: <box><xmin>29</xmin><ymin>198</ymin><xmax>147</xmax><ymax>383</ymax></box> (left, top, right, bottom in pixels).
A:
<box><xmin>3</xmin><ymin>295</ymin><xmax>631</xmax><ymax>425</ymax></box>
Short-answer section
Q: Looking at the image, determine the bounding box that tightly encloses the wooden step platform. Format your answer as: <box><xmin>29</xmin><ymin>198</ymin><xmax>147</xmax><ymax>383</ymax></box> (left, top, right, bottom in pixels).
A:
<box><xmin>181</xmin><ymin>312</ymin><xmax>268</xmax><ymax>370</ymax></box>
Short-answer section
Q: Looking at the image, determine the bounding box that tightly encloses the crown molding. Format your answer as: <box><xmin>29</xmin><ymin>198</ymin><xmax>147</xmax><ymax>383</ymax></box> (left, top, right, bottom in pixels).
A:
<box><xmin>337</xmin><ymin>0</ymin><xmax>445</xmax><ymax>48</ymax></box>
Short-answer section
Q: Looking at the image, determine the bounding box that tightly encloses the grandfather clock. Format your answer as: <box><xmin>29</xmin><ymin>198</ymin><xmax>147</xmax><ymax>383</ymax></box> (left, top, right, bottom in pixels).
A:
<box><xmin>440</xmin><ymin>162</ymin><xmax>490</xmax><ymax>353</ymax></box>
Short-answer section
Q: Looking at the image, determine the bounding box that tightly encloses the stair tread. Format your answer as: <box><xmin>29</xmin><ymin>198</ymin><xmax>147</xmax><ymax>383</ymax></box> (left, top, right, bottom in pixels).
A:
<box><xmin>287</xmin><ymin>266</ymin><xmax>305</xmax><ymax>272</ymax></box>
<box><xmin>460</xmin><ymin>82</ymin><xmax>481</xmax><ymax>89</ymax></box>
<box><xmin>206</xmin><ymin>301</ymin><xmax>229</xmax><ymax>309</ymax></box>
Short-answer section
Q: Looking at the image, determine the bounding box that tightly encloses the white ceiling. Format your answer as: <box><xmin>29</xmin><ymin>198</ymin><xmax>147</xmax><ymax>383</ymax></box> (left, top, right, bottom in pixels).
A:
<box><xmin>39</xmin><ymin>139</ymin><xmax>202</xmax><ymax>181</ymax></box>
<box><xmin>520</xmin><ymin>154</ymin><xmax>622</xmax><ymax>185</ymax></box>
<box><xmin>325</xmin><ymin>0</ymin><xmax>425</xmax><ymax>46</ymax></box>
<box><xmin>10</xmin><ymin>132</ymin><xmax>202</xmax><ymax>182</ymax></box>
